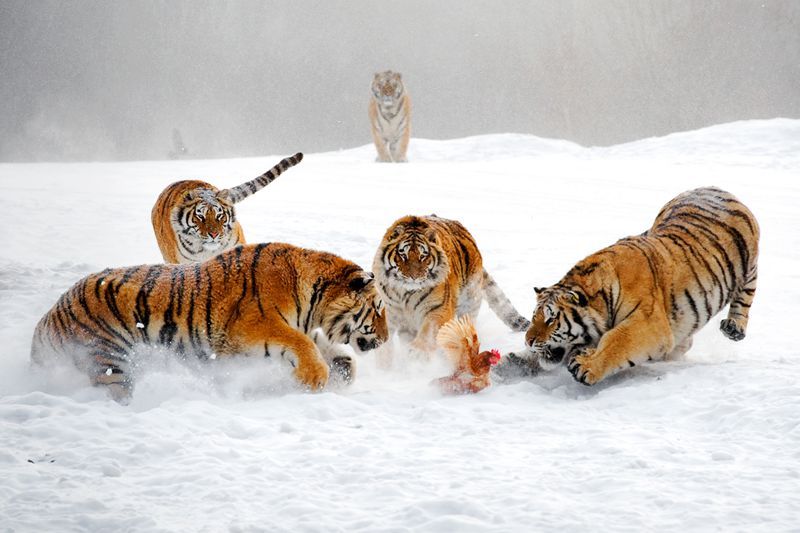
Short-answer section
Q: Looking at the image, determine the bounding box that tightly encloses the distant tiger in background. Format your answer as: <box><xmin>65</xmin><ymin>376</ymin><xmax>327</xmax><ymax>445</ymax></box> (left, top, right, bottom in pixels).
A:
<box><xmin>30</xmin><ymin>243</ymin><xmax>388</xmax><ymax>401</ymax></box>
<box><xmin>509</xmin><ymin>186</ymin><xmax>759</xmax><ymax>386</ymax></box>
<box><xmin>151</xmin><ymin>152</ymin><xmax>303</xmax><ymax>264</ymax></box>
<box><xmin>369</xmin><ymin>70</ymin><xmax>411</xmax><ymax>162</ymax></box>
<box><xmin>373</xmin><ymin>215</ymin><xmax>530</xmax><ymax>356</ymax></box>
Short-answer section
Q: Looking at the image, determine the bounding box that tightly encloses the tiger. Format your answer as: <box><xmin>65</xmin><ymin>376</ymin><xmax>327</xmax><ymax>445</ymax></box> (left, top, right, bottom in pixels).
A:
<box><xmin>507</xmin><ymin>186</ymin><xmax>759</xmax><ymax>386</ymax></box>
<box><xmin>373</xmin><ymin>214</ymin><xmax>531</xmax><ymax>357</ymax></box>
<box><xmin>30</xmin><ymin>242</ymin><xmax>388</xmax><ymax>401</ymax></box>
<box><xmin>369</xmin><ymin>70</ymin><xmax>411</xmax><ymax>163</ymax></box>
<box><xmin>151</xmin><ymin>152</ymin><xmax>303</xmax><ymax>264</ymax></box>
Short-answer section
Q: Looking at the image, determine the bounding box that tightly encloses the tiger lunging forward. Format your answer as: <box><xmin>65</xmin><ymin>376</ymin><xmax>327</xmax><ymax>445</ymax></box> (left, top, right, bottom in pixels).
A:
<box><xmin>373</xmin><ymin>215</ymin><xmax>530</xmax><ymax>357</ymax></box>
<box><xmin>369</xmin><ymin>71</ymin><xmax>411</xmax><ymax>162</ymax></box>
<box><xmin>31</xmin><ymin>243</ymin><xmax>388</xmax><ymax>401</ymax></box>
<box><xmin>512</xmin><ymin>186</ymin><xmax>759</xmax><ymax>386</ymax></box>
<box><xmin>151</xmin><ymin>153</ymin><xmax>303</xmax><ymax>264</ymax></box>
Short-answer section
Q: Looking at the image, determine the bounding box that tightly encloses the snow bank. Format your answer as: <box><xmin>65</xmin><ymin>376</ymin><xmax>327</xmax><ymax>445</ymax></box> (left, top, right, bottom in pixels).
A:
<box><xmin>1</xmin><ymin>120</ymin><xmax>798</xmax><ymax>531</ymax></box>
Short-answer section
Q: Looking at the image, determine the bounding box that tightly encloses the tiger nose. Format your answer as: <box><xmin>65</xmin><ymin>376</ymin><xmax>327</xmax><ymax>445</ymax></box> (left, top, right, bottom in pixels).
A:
<box><xmin>209</xmin><ymin>231</ymin><xmax>218</xmax><ymax>239</ymax></box>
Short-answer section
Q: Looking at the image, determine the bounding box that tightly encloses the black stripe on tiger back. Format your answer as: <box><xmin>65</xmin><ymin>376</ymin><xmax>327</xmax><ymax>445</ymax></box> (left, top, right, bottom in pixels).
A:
<box><xmin>133</xmin><ymin>266</ymin><xmax>162</xmax><ymax>343</ymax></box>
<box><xmin>159</xmin><ymin>273</ymin><xmax>179</xmax><ymax>346</ymax></box>
<box><xmin>304</xmin><ymin>277</ymin><xmax>332</xmax><ymax>333</ymax></box>
<box><xmin>76</xmin><ymin>278</ymin><xmax>133</xmax><ymax>351</ymax></box>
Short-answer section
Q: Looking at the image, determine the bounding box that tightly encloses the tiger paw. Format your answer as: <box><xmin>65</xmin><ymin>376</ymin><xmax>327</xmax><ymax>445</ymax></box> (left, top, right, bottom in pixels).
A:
<box><xmin>567</xmin><ymin>349</ymin><xmax>602</xmax><ymax>386</ymax></box>
<box><xmin>330</xmin><ymin>355</ymin><xmax>356</xmax><ymax>387</ymax></box>
<box><xmin>492</xmin><ymin>351</ymin><xmax>540</xmax><ymax>381</ymax></box>
<box><xmin>294</xmin><ymin>358</ymin><xmax>330</xmax><ymax>391</ymax></box>
<box><xmin>720</xmin><ymin>318</ymin><xmax>746</xmax><ymax>341</ymax></box>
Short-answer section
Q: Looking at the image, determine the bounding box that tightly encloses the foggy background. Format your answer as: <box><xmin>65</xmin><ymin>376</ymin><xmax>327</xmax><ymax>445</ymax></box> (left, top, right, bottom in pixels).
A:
<box><xmin>1</xmin><ymin>0</ymin><xmax>798</xmax><ymax>162</ymax></box>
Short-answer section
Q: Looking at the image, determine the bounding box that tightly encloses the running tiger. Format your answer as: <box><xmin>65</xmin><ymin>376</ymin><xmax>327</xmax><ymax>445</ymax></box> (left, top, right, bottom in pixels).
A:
<box><xmin>373</xmin><ymin>215</ymin><xmax>530</xmax><ymax>355</ymax></box>
<box><xmin>513</xmin><ymin>186</ymin><xmax>759</xmax><ymax>386</ymax></box>
<box><xmin>30</xmin><ymin>243</ymin><xmax>388</xmax><ymax>400</ymax></box>
<box><xmin>369</xmin><ymin>70</ymin><xmax>410</xmax><ymax>162</ymax></box>
<box><xmin>151</xmin><ymin>152</ymin><xmax>303</xmax><ymax>264</ymax></box>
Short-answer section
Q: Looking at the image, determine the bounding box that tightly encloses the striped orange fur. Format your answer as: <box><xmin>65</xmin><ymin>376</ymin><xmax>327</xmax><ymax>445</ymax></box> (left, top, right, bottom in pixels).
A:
<box><xmin>31</xmin><ymin>243</ymin><xmax>387</xmax><ymax>401</ymax></box>
<box><xmin>373</xmin><ymin>214</ymin><xmax>529</xmax><ymax>356</ymax></box>
<box><xmin>519</xmin><ymin>186</ymin><xmax>759</xmax><ymax>385</ymax></box>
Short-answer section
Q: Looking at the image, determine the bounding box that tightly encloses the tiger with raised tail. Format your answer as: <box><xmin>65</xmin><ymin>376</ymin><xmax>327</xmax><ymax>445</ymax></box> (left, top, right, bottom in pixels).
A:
<box><xmin>151</xmin><ymin>152</ymin><xmax>303</xmax><ymax>264</ymax></box>
<box><xmin>30</xmin><ymin>243</ymin><xmax>387</xmax><ymax>401</ymax></box>
<box><xmin>373</xmin><ymin>215</ymin><xmax>530</xmax><ymax>356</ymax></box>
<box><xmin>508</xmin><ymin>186</ymin><xmax>759</xmax><ymax>386</ymax></box>
<box><xmin>369</xmin><ymin>70</ymin><xmax>411</xmax><ymax>162</ymax></box>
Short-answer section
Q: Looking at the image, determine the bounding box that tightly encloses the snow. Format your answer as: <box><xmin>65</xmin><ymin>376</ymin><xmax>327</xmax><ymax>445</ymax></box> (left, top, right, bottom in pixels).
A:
<box><xmin>2</xmin><ymin>119</ymin><xmax>799</xmax><ymax>531</ymax></box>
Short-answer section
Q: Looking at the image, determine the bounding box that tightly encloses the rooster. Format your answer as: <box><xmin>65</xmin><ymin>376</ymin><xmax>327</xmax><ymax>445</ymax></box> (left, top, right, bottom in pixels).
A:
<box><xmin>433</xmin><ymin>315</ymin><xmax>501</xmax><ymax>394</ymax></box>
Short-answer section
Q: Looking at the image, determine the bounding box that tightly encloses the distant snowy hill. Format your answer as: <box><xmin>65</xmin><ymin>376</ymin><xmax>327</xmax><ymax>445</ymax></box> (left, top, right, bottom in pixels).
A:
<box><xmin>1</xmin><ymin>119</ymin><xmax>798</xmax><ymax>531</ymax></box>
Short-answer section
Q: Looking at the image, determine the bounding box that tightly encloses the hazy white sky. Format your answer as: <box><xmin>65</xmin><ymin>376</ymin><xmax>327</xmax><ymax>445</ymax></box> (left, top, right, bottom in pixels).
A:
<box><xmin>1</xmin><ymin>0</ymin><xmax>798</xmax><ymax>161</ymax></box>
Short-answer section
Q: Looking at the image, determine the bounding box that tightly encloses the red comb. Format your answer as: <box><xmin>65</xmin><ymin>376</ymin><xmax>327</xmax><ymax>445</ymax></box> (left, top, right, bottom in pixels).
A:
<box><xmin>488</xmin><ymin>349</ymin><xmax>502</xmax><ymax>365</ymax></box>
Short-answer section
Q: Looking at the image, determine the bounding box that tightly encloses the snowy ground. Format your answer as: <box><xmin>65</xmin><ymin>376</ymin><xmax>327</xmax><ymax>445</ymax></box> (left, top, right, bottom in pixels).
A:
<box><xmin>1</xmin><ymin>119</ymin><xmax>799</xmax><ymax>532</ymax></box>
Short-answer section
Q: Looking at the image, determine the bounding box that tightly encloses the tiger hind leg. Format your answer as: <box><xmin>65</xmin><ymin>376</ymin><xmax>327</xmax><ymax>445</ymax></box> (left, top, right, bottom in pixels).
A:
<box><xmin>720</xmin><ymin>266</ymin><xmax>757</xmax><ymax>341</ymax></box>
<box><xmin>90</xmin><ymin>353</ymin><xmax>133</xmax><ymax>403</ymax></box>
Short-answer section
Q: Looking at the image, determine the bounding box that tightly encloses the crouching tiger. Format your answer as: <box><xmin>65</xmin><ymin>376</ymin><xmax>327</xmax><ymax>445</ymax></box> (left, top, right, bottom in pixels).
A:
<box><xmin>506</xmin><ymin>186</ymin><xmax>759</xmax><ymax>385</ymax></box>
<box><xmin>30</xmin><ymin>243</ymin><xmax>388</xmax><ymax>401</ymax></box>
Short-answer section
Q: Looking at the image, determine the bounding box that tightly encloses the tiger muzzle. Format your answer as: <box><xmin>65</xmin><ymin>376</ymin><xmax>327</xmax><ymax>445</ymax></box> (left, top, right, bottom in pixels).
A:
<box><xmin>357</xmin><ymin>337</ymin><xmax>382</xmax><ymax>352</ymax></box>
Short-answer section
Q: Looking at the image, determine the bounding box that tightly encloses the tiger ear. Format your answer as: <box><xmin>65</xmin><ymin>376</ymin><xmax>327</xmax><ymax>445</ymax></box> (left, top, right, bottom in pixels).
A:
<box><xmin>534</xmin><ymin>287</ymin><xmax>546</xmax><ymax>302</ymax></box>
<box><xmin>349</xmin><ymin>271</ymin><xmax>375</xmax><ymax>292</ymax></box>
<box><xmin>183</xmin><ymin>190</ymin><xmax>196</xmax><ymax>202</ymax></box>
<box><xmin>390</xmin><ymin>224</ymin><xmax>405</xmax><ymax>239</ymax></box>
<box><xmin>217</xmin><ymin>189</ymin><xmax>230</xmax><ymax>201</ymax></box>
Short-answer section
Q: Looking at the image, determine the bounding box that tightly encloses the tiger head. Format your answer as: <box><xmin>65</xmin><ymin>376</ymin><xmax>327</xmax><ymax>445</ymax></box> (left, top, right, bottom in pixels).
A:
<box><xmin>179</xmin><ymin>189</ymin><xmax>236</xmax><ymax>251</ymax></box>
<box><xmin>374</xmin><ymin>216</ymin><xmax>449</xmax><ymax>290</ymax></box>
<box><xmin>322</xmin><ymin>271</ymin><xmax>389</xmax><ymax>354</ymax></box>
<box><xmin>372</xmin><ymin>70</ymin><xmax>405</xmax><ymax>109</ymax></box>
<box><xmin>525</xmin><ymin>285</ymin><xmax>605</xmax><ymax>370</ymax></box>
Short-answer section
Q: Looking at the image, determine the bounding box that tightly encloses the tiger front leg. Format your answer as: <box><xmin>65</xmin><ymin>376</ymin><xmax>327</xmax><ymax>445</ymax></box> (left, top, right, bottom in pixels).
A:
<box><xmin>237</xmin><ymin>323</ymin><xmax>329</xmax><ymax>391</ymax></box>
<box><xmin>567</xmin><ymin>311</ymin><xmax>674</xmax><ymax>386</ymax></box>
<box><xmin>371</xmin><ymin>126</ymin><xmax>393</xmax><ymax>162</ymax></box>
<box><xmin>493</xmin><ymin>349</ymin><xmax>541</xmax><ymax>381</ymax></box>
<box><xmin>278</xmin><ymin>333</ymin><xmax>329</xmax><ymax>391</ymax></box>
<box><xmin>410</xmin><ymin>307</ymin><xmax>455</xmax><ymax>357</ymax></box>
<box><xmin>374</xmin><ymin>143</ymin><xmax>393</xmax><ymax>163</ymax></box>
<box><xmin>389</xmin><ymin>137</ymin><xmax>408</xmax><ymax>163</ymax></box>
